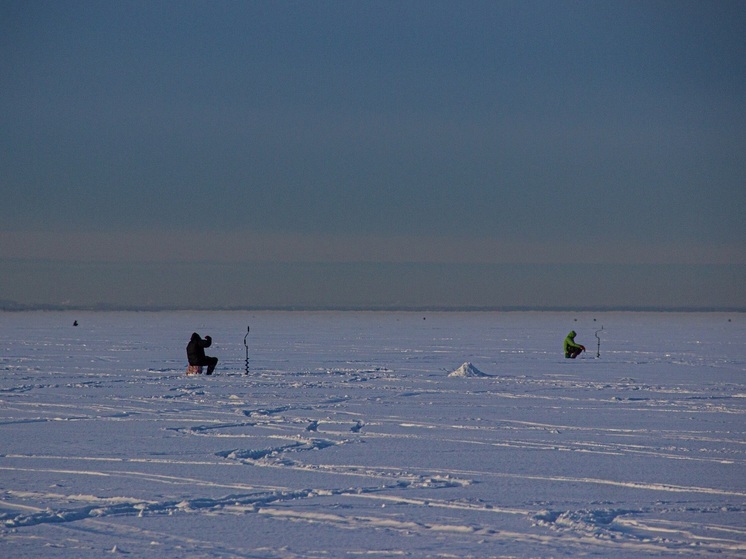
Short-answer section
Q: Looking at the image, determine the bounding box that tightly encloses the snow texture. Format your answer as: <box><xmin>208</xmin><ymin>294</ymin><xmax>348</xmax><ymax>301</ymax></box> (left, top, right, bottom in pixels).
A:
<box><xmin>0</xmin><ymin>311</ymin><xmax>744</xmax><ymax>558</ymax></box>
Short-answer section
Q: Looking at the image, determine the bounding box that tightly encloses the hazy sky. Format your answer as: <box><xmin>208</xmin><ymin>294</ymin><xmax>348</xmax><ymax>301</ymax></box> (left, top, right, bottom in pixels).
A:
<box><xmin>1</xmin><ymin>0</ymin><xmax>744</xmax><ymax>309</ymax></box>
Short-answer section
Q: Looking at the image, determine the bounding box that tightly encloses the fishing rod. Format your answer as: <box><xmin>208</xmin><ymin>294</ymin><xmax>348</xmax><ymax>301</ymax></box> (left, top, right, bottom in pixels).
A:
<box><xmin>595</xmin><ymin>325</ymin><xmax>603</xmax><ymax>358</ymax></box>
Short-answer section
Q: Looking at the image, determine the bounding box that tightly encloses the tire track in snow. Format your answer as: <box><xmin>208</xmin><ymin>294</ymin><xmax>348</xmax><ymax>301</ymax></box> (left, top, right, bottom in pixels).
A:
<box><xmin>258</xmin><ymin>504</ymin><xmax>746</xmax><ymax>556</ymax></box>
<box><xmin>488</xmin><ymin>471</ymin><xmax>746</xmax><ymax>498</ymax></box>
<box><xmin>1</xmin><ymin>488</ymin><xmax>325</xmax><ymax>529</ymax></box>
<box><xmin>347</xmin><ymin>416</ymin><xmax>746</xmax><ymax>465</ymax></box>
<box><xmin>533</xmin><ymin>507</ymin><xmax>746</xmax><ymax>554</ymax></box>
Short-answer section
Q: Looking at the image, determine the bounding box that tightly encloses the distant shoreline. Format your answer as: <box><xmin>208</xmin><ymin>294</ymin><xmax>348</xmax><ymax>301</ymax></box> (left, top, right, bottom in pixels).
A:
<box><xmin>1</xmin><ymin>303</ymin><xmax>744</xmax><ymax>313</ymax></box>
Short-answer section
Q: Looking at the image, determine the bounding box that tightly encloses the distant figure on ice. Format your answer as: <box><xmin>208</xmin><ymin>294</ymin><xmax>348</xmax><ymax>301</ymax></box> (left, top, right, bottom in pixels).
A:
<box><xmin>186</xmin><ymin>332</ymin><xmax>218</xmax><ymax>375</ymax></box>
<box><xmin>564</xmin><ymin>330</ymin><xmax>585</xmax><ymax>359</ymax></box>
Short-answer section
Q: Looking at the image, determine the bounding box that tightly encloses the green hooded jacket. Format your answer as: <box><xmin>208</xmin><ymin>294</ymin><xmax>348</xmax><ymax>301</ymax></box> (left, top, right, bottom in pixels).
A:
<box><xmin>564</xmin><ymin>330</ymin><xmax>582</xmax><ymax>357</ymax></box>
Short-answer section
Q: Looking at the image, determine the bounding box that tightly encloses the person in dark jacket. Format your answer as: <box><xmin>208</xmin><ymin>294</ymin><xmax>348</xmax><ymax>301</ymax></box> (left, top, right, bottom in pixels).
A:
<box><xmin>563</xmin><ymin>330</ymin><xmax>585</xmax><ymax>359</ymax></box>
<box><xmin>187</xmin><ymin>332</ymin><xmax>218</xmax><ymax>375</ymax></box>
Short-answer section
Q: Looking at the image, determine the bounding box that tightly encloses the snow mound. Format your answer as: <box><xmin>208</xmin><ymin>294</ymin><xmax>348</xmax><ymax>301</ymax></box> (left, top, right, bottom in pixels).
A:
<box><xmin>448</xmin><ymin>362</ymin><xmax>489</xmax><ymax>378</ymax></box>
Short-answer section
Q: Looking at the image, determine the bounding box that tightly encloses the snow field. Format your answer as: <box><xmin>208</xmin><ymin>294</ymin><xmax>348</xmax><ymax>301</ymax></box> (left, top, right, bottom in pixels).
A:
<box><xmin>0</xmin><ymin>311</ymin><xmax>744</xmax><ymax>558</ymax></box>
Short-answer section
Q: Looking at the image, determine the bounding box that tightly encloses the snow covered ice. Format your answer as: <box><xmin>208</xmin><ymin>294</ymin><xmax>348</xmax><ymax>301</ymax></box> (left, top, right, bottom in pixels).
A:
<box><xmin>1</xmin><ymin>311</ymin><xmax>744</xmax><ymax>558</ymax></box>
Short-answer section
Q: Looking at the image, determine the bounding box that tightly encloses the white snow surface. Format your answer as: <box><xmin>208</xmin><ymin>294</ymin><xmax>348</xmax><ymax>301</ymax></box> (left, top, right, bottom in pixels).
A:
<box><xmin>0</xmin><ymin>311</ymin><xmax>744</xmax><ymax>558</ymax></box>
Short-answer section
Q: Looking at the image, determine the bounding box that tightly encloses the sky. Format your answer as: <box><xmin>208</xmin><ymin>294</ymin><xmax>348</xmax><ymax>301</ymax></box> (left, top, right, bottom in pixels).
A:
<box><xmin>1</xmin><ymin>0</ymin><xmax>745</xmax><ymax>310</ymax></box>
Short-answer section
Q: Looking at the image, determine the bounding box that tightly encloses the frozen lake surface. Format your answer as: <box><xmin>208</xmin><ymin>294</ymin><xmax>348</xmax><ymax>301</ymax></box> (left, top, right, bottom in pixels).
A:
<box><xmin>1</xmin><ymin>311</ymin><xmax>744</xmax><ymax>558</ymax></box>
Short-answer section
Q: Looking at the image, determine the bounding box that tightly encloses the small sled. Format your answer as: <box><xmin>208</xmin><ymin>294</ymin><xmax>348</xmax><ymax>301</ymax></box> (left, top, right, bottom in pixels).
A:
<box><xmin>185</xmin><ymin>365</ymin><xmax>204</xmax><ymax>375</ymax></box>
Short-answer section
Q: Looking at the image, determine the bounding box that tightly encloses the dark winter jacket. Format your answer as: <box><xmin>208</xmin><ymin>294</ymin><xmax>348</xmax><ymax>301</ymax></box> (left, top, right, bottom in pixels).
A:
<box><xmin>187</xmin><ymin>332</ymin><xmax>212</xmax><ymax>365</ymax></box>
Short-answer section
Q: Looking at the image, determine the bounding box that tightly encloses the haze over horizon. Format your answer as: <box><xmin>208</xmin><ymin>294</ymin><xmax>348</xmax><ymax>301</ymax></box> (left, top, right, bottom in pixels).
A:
<box><xmin>2</xmin><ymin>1</ymin><xmax>744</xmax><ymax>310</ymax></box>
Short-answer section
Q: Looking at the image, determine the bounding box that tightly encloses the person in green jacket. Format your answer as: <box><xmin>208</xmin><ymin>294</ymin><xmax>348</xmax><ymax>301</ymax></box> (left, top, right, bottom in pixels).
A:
<box><xmin>564</xmin><ymin>330</ymin><xmax>585</xmax><ymax>358</ymax></box>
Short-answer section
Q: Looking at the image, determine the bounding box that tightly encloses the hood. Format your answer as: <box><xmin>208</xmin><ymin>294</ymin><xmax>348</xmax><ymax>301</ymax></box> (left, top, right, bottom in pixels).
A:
<box><xmin>191</xmin><ymin>332</ymin><xmax>201</xmax><ymax>341</ymax></box>
<box><xmin>568</xmin><ymin>330</ymin><xmax>576</xmax><ymax>339</ymax></box>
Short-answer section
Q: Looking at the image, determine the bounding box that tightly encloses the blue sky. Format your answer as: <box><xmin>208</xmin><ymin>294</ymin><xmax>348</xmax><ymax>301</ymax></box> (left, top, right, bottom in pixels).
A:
<box><xmin>1</xmin><ymin>0</ymin><xmax>744</xmax><ymax>309</ymax></box>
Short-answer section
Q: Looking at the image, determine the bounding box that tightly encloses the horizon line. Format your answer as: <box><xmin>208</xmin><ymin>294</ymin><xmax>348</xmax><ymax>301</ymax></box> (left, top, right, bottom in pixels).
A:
<box><xmin>2</xmin><ymin>302</ymin><xmax>744</xmax><ymax>313</ymax></box>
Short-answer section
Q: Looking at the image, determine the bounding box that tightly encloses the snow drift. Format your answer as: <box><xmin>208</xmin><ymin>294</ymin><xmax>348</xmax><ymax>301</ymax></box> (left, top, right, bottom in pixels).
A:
<box><xmin>448</xmin><ymin>361</ymin><xmax>489</xmax><ymax>377</ymax></box>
